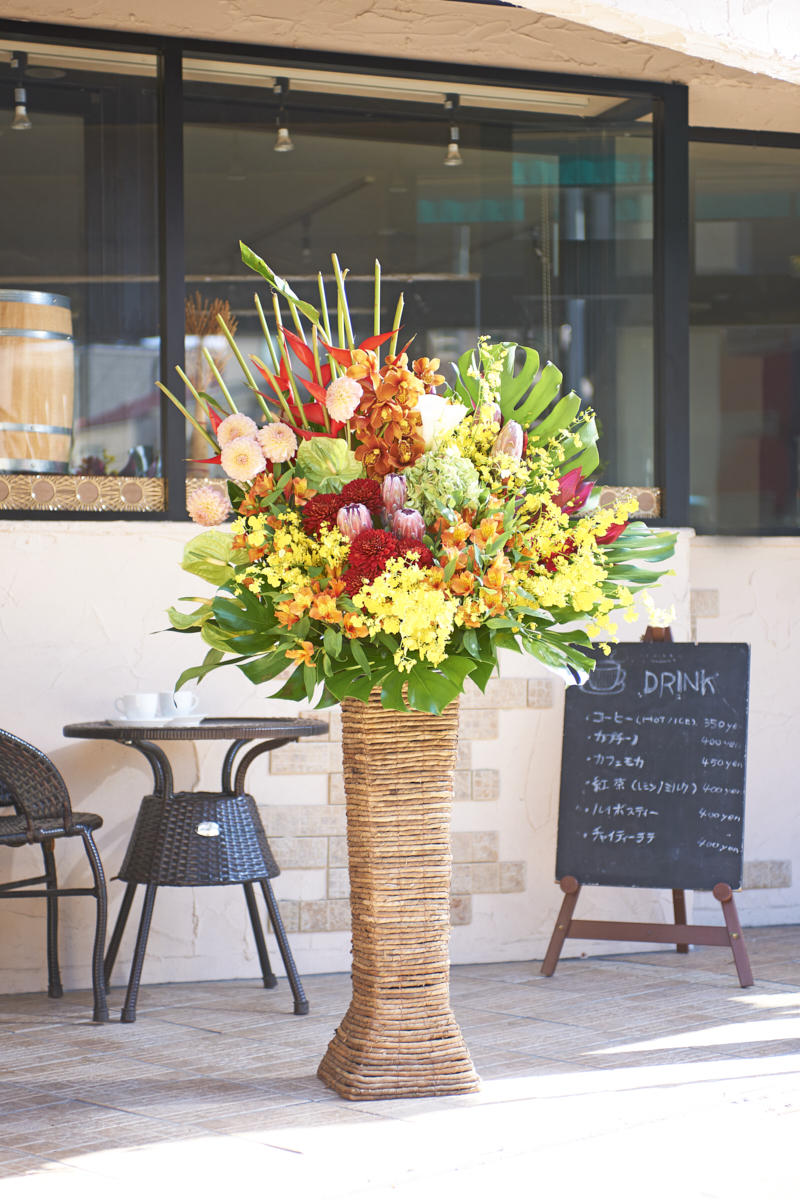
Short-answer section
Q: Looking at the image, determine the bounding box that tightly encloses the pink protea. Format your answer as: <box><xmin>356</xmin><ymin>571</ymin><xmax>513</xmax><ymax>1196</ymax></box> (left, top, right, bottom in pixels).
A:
<box><xmin>217</xmin><ymin>412</ymin><xmax>258</xmax><ymax>446</ymax></box>
<box><xmin>220</xmin><ymin>436</ymin><xmax>266</xmax><ymax>482</ymax></box>
<box><xmin>491</xmin><ymin>420</ymin><xmax>523</xmax><ymax>462</ymax></box>
<box><xmin>391</xmin><ymin>507</ymin><xmax>426</xmax><ymax>540</ymax></box>
<box><xmin>336</xmin><ymin>502</ymin><xmax>373</xmax><ymax>541</ymax></box>
<box><xmin>256</xmin><ymin>421</ymin><xmax>298</xmax><ymax>463</ymax></box>
<box><xmin>381</xmin><ymin>473</ymin><xmax>407</xmax><ymax>516</ymax></box>
<box><xmin>186</xmin><ymin>484</ymin><xmax>232</xmax><ymax>527</ymax></box>
<box><xmin>324</xmin><ymin>376</ymin><xmax>363</xmax><ymax>422</ymax></box>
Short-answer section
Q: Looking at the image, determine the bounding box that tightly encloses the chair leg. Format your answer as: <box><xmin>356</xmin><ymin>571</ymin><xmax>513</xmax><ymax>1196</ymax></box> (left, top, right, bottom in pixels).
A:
<box><xmin>121</xmin><ymin>884</ymin><xmax>158</xmax><ymax>1024</ymax></box>
<box><xmin>104</xmin><ymin>881</ymin><xmax>137</xmax><ymax>988</ymax></box>
<box><xmin>81</xmin><ymin>830</ymin><xmax>109</xmax><ymax>1023</ymax></box>
<box><xmin>259</xmin><ymin>878</ymin><xmax>309</xmax><ymax>1015</ymax></box>
<box><xmin>40</xmin><ymin>838</ymin><xmax>63</xmax><ymax>1000</ymax></box>
<box><xmin>243</xmin><ymin>882</ymin><xmax>277</xmax><ymax>989</ymax></box>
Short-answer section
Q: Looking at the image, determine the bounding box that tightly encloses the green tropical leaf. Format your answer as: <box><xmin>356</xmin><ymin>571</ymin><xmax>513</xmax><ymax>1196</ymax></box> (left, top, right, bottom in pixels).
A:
<box><xmin>406</xmin><ymin>664</ymin><xmax>459</xmax><ymax>714</ymax></box>
<box><xmin>324</xmin><ymin>627</ymin><xmax>343</xmax><ymax>659</ymax></box>
<box><xmin>181</xmin><ymin>531</ymin><xmax>245</xmax><ymax>586</ymax></box>
<box><xmin>174</xmin><ymin>648</ymin><xmax>225</xmax><ymax>691</ymax></box>
<box><xmin>499</xmin><ymin>344</ymin><xmax>540</xmax><ymax>412</ymax></box>
<box><xmin>528</xmin><ymin>391</ymin><xmax>581</xmax><ymax>444</ymax></box>
<box><xmin>240</xmin><ymin>650</ymin><xmax>292</xmax><ymax>684</ymax></box>
<box><xmin>240</xmin><ymin>242</ymin><xmax>321</xmax><ymax>326</ymax></box>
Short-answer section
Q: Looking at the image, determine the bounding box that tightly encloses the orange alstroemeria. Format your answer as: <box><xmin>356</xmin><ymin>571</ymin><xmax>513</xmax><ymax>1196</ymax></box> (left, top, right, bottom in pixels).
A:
<box><xmin>343</xmin><ymin>612</ymin><xmax>369</xmax><ymax>639</ymax></box>
<box><xmin>290</xmin><ymin>477</ymin><xmax>316</xmax><ymax>507</ymax></box>
<box><xmin>483</xmin><ymin>553</ymin><xmax>512</xmax><ymax>591</ymax></box>
<box><xmin>441</xmin><ymin>518</ymin><xmax>473</xmax><ymax>550</ymax></box>
<box><xmin>471</xmin><ymin>516</ymin><xmax>504</xmax><ymax>551</ymax></box>
<box><xmin>275</xmin><ymin>588</ymin><xmax>314</xmax><ymax>628</ymax></box>
<box><xmin>309</xmin><ymin>592</ymin><xmax>343</xmax><ymax>624</ymax></box>
<box><xmin>448</xmin><ymin>571</ymin><xmax>475</xmax><ymax>597</ymax></box>
<box><xmin>285</xmin><ymin>641</ymin><xmax>315</xmax><ymax>667</ymax></box>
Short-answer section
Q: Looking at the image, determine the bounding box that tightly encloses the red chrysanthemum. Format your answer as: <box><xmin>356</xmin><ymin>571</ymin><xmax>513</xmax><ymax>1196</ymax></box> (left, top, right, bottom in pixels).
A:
<box><xmin>394</xmin><ymin>538</ymin><xmax>434</xmax><ymax>569</ymax></box>
<box><xmin>339</xmin><ymin>478</ymin><xmax>383</xmax><ymax>514</ymax></box>
<box><xmin>301</xmin><ymin>492</ymin><xmax>343</xmax><ymax>536</ymax></box>
<box><xmin>342</xmin><ymin>566</ymin><xmax>380</xmax><ymax>597</ymax></box>
<box><xmin>348</xmin><ymin>529</ymin><xmax>399</xmax><ymax>574</ymax></box>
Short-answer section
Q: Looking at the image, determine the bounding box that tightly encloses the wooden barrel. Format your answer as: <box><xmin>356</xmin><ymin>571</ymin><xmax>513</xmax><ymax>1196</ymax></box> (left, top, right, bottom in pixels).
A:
<box><xmin>0</xmin><ymin>289</ymin><xmax>74</xmax><ymax>473</ymax></box>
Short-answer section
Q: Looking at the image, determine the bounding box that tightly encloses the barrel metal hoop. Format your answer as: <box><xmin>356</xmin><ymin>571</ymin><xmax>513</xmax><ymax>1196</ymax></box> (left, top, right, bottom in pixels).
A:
<box><xmin>0</xmin><ymin>458</ymin><xmax>70</xmax><ymax>473</ymax></box>
<box><xmin>0</xmin><ymin>289</ymin><xmax>72</xmax><ymax>307</ymax></box>
<box><xmin>0</xmin><ymin>423</ymin><xmax>73</xmax><ymax>437</ymax></box>
<box><xmin>0</xmin><ymin>328</ymin><xmax>73</xmax><ymax>342</ymax></box>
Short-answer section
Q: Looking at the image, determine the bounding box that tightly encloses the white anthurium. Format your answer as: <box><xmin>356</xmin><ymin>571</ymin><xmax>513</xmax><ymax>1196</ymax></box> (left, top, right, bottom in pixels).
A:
<box><xmin>416</xmin><ymin>393</ymin><xmax>469</xmax><ymax>450</ymax></box>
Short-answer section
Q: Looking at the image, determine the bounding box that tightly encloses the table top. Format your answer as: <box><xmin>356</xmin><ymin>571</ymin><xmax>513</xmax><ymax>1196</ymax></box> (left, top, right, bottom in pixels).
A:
<box><xmin>63</xmin><ymin>717</ymin><xmax>329</xmax><ymax>742</ymax></box>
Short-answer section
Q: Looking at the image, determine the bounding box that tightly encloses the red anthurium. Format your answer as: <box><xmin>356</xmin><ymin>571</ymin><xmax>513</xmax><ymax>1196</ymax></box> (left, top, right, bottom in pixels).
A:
<box><xmin>191</xmin><ymin>453</ymin><xmax>222</xmax><ymax>465</ymax></box>
<box><xmin>596</xmin><ymin>522</ymin><xmax>626</xmax><ymax>545</ymax></box>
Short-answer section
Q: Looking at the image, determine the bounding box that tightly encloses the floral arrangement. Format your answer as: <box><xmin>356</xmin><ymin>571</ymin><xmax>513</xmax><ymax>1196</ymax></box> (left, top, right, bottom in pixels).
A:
<box><xmin>160</xmin><ymin>244</ymin><xmax>676</xmax><ymax>714</ymax></box>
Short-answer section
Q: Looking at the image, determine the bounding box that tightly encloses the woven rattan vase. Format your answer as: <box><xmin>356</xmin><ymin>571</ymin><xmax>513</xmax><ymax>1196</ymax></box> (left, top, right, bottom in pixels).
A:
<box><xmin>317</xmin><ymin>689</ymin><xmax>480</xmax><ymax>1100</ymax></box>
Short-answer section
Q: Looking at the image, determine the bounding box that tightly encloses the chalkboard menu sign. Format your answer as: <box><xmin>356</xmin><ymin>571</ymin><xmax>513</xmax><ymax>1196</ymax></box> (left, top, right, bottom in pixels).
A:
<box><xmin>555</xmin><ymin>643</ymin><xmax>750</xmax><ymax>892</ymax></box>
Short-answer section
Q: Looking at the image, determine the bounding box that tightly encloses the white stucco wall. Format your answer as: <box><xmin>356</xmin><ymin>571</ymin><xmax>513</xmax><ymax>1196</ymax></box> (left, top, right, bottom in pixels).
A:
<box><xmin>3</xmin><ymin>518</ymin><xmax>796</xmax><ymax>1001</ymax></box>
<box><xmin>518</xmin><ymin>0</ymin><xmax>800</xmax><ymax>86</ymax></box>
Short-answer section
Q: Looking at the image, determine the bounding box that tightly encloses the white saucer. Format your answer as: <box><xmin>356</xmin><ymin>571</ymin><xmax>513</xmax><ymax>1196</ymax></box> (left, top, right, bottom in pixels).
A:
<box><xmin>168</xmin><ymin>713</ymin><xmax>207</xmax><ymax>726</ymax></box>
<box><xmin>107</xmin><ymin>716</ymin><xmax>173</xmax><ymax>727</ymax></box>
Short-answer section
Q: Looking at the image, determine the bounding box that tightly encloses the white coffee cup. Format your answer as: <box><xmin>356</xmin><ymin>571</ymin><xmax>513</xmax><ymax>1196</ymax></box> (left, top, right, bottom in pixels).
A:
<box><xmin>115</xmin><ymin>693</ymin><xmax>160</xmax><ymax>721</ymax></box>
<box><xmin>158</xmin><ymin>690</ymin><xmax>199</xmax><ymax>718</ymax></box>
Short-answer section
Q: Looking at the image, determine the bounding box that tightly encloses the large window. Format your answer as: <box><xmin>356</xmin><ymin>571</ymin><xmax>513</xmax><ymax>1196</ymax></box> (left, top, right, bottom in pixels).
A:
<box><xmin>690</xmin><ymin>136</ymin><xmax>800</xmax><ymax>534</ymax></box>
<box><xmin>183</xmin><ymin>58</ymin><xmax>655</xmax><ymax>488</ymax></box>
<box><xmin>1</xmin><ymin>26</ymin><xmax>677</xmax><ymax>519</ymax></box>
<box><xmin>0</xmin><ymin>38</ymin><xmax>160</xmax><ymax>507</ymax></box>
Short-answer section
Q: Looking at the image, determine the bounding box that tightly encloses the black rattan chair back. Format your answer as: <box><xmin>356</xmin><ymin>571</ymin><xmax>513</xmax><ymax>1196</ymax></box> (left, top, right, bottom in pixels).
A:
<box><xmin>0</xmin><ymin>729</ymin><xmax>109</xmax><ymax>1022</ymax></box>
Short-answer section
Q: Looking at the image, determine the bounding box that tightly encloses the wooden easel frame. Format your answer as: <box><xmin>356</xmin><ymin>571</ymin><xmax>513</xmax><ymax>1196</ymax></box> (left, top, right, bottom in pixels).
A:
<box><xmin>540</xmin><ymin>876</ymin><xmax>754</xmax><ymax>987</ymax></box>
<box><xmin>541</xmin><ymin>626</ymin><xmax>754</xmax><ymax>989</ymax></box>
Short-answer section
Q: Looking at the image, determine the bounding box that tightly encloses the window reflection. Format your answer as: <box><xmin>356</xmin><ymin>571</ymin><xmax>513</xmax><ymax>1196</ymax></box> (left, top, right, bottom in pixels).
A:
<box><xmin>0</xmin><ymin>40</ymin><xmax>160</xmax><ymax>483</ymax></box>
<box><xmin>183</xmin><ymin>61</ymin><xmax>654</xmax><ymax>486</ymax></box>
<box><xmin>690</xmin><ymin>139</ymin><xmax>800</xmax><ymax>533</ymax></box>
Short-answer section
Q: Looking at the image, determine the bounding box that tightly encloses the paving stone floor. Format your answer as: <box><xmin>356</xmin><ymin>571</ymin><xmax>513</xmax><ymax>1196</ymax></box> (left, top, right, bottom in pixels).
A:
<box><xmin>0</xmin><ymin>926</ymin><xmax>799</xmax><ymax>1199</ymax></box>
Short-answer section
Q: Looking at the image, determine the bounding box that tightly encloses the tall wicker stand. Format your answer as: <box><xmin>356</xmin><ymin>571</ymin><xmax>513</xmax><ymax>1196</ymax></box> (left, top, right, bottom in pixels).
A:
<box><xmin>317</xmin><ymin>690</ymin><xmax>480</xmax><ymax>1100</ymax></box>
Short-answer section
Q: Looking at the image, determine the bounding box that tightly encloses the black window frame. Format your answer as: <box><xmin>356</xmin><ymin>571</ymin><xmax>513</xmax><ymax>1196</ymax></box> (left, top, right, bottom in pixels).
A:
<box><xmin>0</xmin><ymin>17</ymin><xmax>689</xmax><ymax>527</ymax></box>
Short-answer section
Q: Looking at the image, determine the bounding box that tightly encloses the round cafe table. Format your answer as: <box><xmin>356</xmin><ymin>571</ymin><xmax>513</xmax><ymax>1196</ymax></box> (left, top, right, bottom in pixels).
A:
<box><xmin>63</xmin><ymin>717</ymin><xmax>327</xmax><ymax>1023</ymax></box>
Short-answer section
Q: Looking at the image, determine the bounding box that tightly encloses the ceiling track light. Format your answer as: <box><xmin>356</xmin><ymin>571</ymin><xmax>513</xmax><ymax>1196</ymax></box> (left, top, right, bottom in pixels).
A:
<box><xmin>443</xmin><ymin>93</ymin><xmax>462</xmax><ymax>167</ymax></box>
<box><xmin>10</xmin><ymin>51</ymin><xmax>32</xmax><ymax>131</ymax></box>
<box><xmin>273</xmin><ymin>77</ymin><xmax>294</xmax><ymax>153</ymax></box>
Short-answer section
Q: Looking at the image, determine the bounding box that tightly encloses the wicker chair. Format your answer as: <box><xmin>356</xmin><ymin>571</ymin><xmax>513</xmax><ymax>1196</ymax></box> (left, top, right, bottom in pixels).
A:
<box><xmin>0</xmin><ymin>729</ymin><xmax>108</xmax><ymax>1022</ymax></box>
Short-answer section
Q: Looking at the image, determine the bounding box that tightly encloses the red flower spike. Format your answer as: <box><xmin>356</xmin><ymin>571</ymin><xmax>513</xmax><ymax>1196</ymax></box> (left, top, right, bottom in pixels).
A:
<box><xmin>319</xmin><ymin>339</ymin><xmax>354</xmax><ymax>367</ymax></box>
<box><xmin>297</xmin><ymin>376</ymin><xmax>328</xmax><ymax>403</ymax></box>
<box><xmin>279</xmin><ymin>326</ymin><xmax>317</xmax><ymax>374</ymax></box>
<box><xmin>357</xmin><ymin>329</ymin><xmax>399</xmax><ymax>353</ymax></box>
<box><xmin>191</xmin><ymin>453</ymin><xmax>222</xmax><ymax>465</ymax></box>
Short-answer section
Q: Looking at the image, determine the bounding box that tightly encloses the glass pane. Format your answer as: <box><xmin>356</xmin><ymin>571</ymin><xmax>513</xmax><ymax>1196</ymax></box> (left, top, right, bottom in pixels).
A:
<box><xmin>0</xmin><ymin>40</ymin><xmax>160</xmax><ymax>483</ymax></box>
<box><xmin>183</xmin><ymin>59</ymin><xmax>654</xmax><ymax>485</ymax></box>
<box><xmin>690</xmin><ymin>140</ymin><xmax>800</xmax><ymax>533</ymax></box>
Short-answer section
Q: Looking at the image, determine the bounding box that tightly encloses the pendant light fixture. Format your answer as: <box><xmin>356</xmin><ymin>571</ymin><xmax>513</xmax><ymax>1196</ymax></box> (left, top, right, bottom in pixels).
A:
<box><xmin>443</xmin><ymin>93</ymin><xmax>462</xmax><ymax>167</ymax></box>
<box><xmin>10</xmin><ymin>51</ymin><xmax>32</xmax><ymax>131</ymax></box>
<box><xmin>273</xmin><ymin>78</ymin><xmax>294</xmax><ymax>153</ymax></box>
